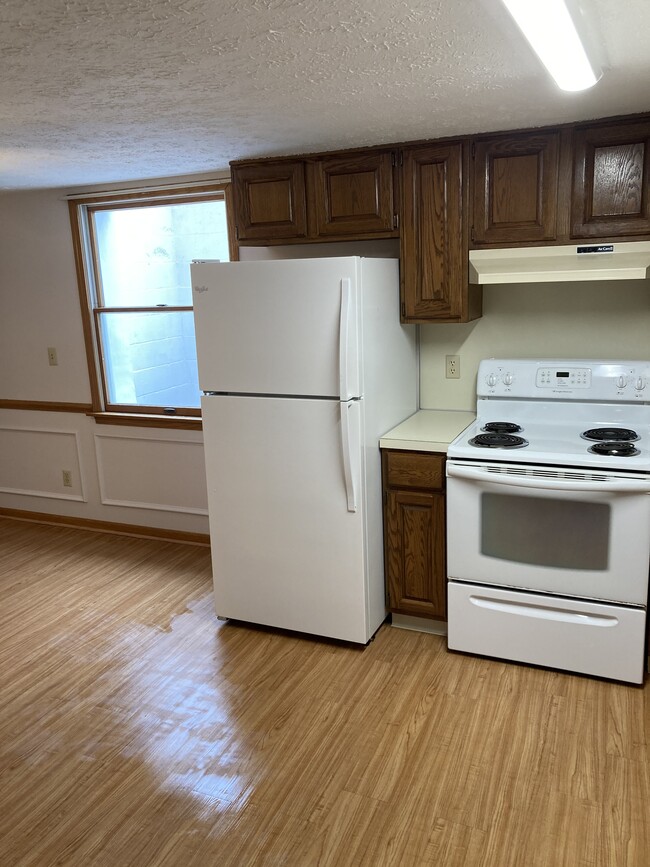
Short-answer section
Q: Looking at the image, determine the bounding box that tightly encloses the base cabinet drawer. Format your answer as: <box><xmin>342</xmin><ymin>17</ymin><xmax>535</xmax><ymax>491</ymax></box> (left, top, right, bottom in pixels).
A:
<box><xmin>447</xmin><ymin>581</ymin><xmax>646</xmax><ymax>684</ymax></box>
<box><xmin>385</xmin><ymin>450</ymin><xmax>444</xmax><ymax>489</ymax></box>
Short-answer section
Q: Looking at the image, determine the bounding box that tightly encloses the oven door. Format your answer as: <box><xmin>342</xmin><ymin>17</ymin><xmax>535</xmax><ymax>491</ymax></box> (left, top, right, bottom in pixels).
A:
<box><xmin>446</xmin><ymin>461</ymin><xmax>650</xmax><ymax>605</ymax></box>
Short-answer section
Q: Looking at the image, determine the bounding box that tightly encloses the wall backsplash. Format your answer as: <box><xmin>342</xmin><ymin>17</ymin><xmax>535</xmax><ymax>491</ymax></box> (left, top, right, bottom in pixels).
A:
<box><xmin>420</xmin><ymin>280</ymin><xmax>650</xmax><ymax>411</ymax></box>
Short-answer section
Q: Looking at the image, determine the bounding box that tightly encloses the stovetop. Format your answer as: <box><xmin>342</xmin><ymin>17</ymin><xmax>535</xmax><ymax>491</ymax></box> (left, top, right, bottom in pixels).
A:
<box><xmin>447</xmin><ymin>359</ymin><xmax>650</xmax><ymax>472</ymax></box>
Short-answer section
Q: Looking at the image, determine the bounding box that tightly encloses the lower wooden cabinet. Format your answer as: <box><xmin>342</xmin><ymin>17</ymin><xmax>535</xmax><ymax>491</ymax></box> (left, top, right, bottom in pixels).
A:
<box><xmin>381</xmin><ymin>449</ymin><xmax>447</xmax><ymax>620</ymax></box>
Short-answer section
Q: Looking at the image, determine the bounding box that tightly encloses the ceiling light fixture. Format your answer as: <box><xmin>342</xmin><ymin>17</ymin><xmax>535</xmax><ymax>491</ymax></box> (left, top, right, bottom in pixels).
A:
<box><xmin>501</xmin><ymin>0</ymin><xmax>602</xmax><ymax>92</ymax></box>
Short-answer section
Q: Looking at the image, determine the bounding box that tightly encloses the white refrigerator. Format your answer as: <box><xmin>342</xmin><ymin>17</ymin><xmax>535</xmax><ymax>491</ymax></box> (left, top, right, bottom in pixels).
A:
<box><xmin>191</xmin><ymin>257</ymin><xmax>417</xmax><ymax>643</ymax></box>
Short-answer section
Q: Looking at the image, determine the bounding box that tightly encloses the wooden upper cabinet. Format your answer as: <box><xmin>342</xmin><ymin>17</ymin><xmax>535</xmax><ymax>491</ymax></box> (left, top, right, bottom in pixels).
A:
<box><xmin>472</xmin><ymin>132</ymin><xmax>560</xmax><ymax>245</ymax></box>
<box><xmin>571</xmin><ymin>120</ymin><xmax>650</xmax><ymax>239</ymax></box>
<box><xmin>231</xmin><ymin>161</ymin><xmax>307</xmax><ymax>241</ymax></box>
<box><xmin>307</xmin><ymin>151</ymin><xmax>397</xmax><ymax>238</ymax></box>
<box><xmin>400</xmin><ymin>141</ymin><xmax>481</xmax><ymax>323</ymax></box>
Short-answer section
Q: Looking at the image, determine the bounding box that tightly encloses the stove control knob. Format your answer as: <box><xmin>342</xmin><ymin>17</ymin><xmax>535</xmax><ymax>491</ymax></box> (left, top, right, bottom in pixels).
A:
<box><xmin>635</xmin><ymin>377</ymin><xmax>646</xmax><ymax>391</ymax></box>
<box><xmin>486</xmin><ymin>373</ymin><xmax>498</xmax><ymax>387</ymax></box>
<box><xmin>617</xmin><ymin>375</ymin><xmax>628</xmax><ymax>389</ymax></box>
<box><xmin>503</xmin><ymin>373</ymin><xmax>514</xmax><ymax>386</ymax></box>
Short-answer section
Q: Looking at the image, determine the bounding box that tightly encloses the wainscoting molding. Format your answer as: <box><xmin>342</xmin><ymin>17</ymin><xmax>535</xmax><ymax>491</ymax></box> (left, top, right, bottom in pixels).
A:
<box><xmin>94</xmin><ymin>432</ymin><xmax>208</xmax><ymax>516</ymax></box>
<box><xmin>0</xmin><ymin>425</ymin><xmax>86</xmax><ymax>501</ymax></box>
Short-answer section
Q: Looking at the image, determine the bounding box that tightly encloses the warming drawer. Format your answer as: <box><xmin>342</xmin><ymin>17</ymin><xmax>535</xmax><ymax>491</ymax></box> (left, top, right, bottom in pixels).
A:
<box><xmin>447</xmin><ymin>581</ymin><xmax>646</xmax><ymax>684</ymax></box>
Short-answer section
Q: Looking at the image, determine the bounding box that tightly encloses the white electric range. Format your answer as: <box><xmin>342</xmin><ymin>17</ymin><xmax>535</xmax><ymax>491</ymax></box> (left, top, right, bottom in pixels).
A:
<box><xmin>445</xmin><ymin>359</ymin><xmax>650</xmax><ymax>684</ymax></box>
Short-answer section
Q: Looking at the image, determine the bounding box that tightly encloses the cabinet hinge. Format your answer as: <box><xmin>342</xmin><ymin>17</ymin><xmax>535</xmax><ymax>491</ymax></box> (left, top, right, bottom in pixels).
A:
<box><xmin>393</xmin><ymin>212</ymin><xmax>399</xmax><ymax>230</ymax></box>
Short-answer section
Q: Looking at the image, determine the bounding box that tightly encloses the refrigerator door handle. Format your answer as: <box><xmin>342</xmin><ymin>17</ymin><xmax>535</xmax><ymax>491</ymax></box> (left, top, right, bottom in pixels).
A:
<box><xmin>340</xmin><ymin>401</ymin><xmax>360</xmax><ymax>512</ymax></box>
<box><xmin>338</xmin><ymin>278</ymin><xmax>358</xmax><ymax>400</ymax></box>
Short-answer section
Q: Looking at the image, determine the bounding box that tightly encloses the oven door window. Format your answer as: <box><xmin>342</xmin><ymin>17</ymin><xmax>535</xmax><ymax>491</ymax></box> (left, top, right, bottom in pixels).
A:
<box><xmin>481</xmin><ymin>493</ymin><xmax>610</xmax><ymax>570</ymax></box>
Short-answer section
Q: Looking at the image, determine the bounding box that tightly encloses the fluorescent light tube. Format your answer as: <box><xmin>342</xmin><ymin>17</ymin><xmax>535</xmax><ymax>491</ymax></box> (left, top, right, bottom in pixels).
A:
<box><xmin>501</xmin><ymin>0</ymin><xmax>601</xmax><ymax>91</ymax></box>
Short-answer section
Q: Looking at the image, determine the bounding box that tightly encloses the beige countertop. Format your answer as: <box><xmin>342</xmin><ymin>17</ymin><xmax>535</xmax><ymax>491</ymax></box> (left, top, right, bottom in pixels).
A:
<box><xmin>379</xmin><ymin>409</ymin><xmax>476</xmax><ymax>453</ymax></box>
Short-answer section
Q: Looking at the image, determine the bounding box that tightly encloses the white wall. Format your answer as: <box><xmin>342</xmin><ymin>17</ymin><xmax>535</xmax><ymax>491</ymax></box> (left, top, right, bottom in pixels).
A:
<box><xmin>0</xmin><ymin>190</ymin><xmax>91</xmax><ymax>402</ymax></box>
<box><xmin>0</xmin><ymin>184</ymin><xmax>213</xmax><ymax>534</ymax></box>
<box><xmin>420</xmin><ymin>280</ymin><xmax>650</xmax><ymax>410</ymax></box>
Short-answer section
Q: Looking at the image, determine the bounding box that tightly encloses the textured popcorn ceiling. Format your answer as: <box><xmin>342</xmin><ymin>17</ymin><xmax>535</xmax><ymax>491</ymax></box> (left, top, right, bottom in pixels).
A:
<box><xmin>1</xmin><ymin>0</ymin><xmax>649</xmax><ymax>190</ymax></box>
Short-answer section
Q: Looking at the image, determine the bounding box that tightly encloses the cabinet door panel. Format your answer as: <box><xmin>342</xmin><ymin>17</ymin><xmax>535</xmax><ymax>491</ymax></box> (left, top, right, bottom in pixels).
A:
<box><xmin>472</xmin><ymin>132</ymin><xmax>559</xmax><ymax>244</ymax></box>
<box><xmin>572</xmin><ymin>122</ymin><xmax>650</xmax><ymax>238</ymax></box>
<box><xmin>232</xmin><ymin>161</ymin><xmax>307</xmax><ymax>240</ymax></box>
<box><xmin>385</xmin><ymin>489</ymin><xmax>446</xmax><ymax>619</ymax></box>
<box><xmin>309</xmin><ymin>152</ymin><xmax>396</xmax><ymax>237</ymax></box>
<box><xmin>592</xmin><ymin>143</ymin><xmax>645</xmax><ymax>216</ymax></box>
<box><xmin>401</xmin><ymin>142</ymin><xmax>479</xmax><ymax>322</ymax></box>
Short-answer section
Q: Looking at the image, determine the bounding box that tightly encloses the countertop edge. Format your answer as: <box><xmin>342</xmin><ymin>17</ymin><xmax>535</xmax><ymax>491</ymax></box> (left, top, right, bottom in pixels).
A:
<box><xmin>378</xmin><ymin>438</ymin><xmax>454</xmax><ymax>453</ymax></box>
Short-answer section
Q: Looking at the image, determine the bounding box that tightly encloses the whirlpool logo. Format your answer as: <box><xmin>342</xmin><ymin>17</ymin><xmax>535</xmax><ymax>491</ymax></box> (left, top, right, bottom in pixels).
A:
<box><xmin>193</xmin><ymin>285</ymin><xmax>209</xmax><ymax>294</ymax></box>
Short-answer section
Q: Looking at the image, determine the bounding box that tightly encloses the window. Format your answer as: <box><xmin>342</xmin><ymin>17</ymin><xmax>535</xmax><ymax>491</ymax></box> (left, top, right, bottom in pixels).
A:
<box><xmin>69</xmin><ymin>183</ymin><xmax>235</xmax><ymax>426</ymax></box>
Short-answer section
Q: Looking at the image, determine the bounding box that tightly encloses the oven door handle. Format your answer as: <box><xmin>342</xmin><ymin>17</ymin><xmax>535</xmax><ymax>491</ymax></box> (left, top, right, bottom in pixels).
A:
<box><xmin>446</xmin><ymin>463</ymin><xmax>650</xmax><ymax>493</ymax></box>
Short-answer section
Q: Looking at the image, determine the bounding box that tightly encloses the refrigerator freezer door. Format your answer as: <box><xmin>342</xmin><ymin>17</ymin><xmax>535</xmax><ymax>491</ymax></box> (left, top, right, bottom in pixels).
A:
<box><xmin>202</xmin><ymin>394</ymin><xmax>374</xmax><ymax>643</ymax></box>
<box><xmin>192</xmin><ymin>258</ymin><xmax>360</xmax><ymax>398</ymax></box>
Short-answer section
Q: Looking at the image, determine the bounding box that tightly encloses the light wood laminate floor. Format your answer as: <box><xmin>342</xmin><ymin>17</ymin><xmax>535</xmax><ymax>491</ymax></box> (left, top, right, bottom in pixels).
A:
<box><xmin>0</xmin><ymin>516</ymin><xmax>648</xmax><ymax>866</ymax></box>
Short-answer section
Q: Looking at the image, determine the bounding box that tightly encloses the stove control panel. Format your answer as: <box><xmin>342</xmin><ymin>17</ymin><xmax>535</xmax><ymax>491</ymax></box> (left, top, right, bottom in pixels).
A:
<box><xmin>536</xmin><ymin>367</ymin><xmax>591</xmax><ymax>388</ymax></box>
<box><xmin>478</xmin><ymin>359</ymin><xmax>650</xmax><ymax>401</ymax></box>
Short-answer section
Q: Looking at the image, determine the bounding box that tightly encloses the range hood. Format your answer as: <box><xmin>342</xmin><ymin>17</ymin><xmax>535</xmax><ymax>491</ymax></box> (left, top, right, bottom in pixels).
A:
<box><xmin>469</xmin><ymin>241</ymin><xmax>650</xmax><ymax>285</ymax></box>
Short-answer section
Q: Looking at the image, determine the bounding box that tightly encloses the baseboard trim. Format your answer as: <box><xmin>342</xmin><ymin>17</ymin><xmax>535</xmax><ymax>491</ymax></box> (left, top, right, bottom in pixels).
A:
<box><xmin>0</xmin><ymin>507</ymin><xmax>210</xmax><ymax>546</ymax></box>
<box><xmin>390</xmin><ymin>613</ymin><xmax>448</xmax><ymax>636</ymax></box>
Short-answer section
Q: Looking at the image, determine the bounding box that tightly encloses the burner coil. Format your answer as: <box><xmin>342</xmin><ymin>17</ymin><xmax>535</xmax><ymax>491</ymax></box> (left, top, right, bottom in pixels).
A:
<box><xmin>582</xmin><ymin>427</ymin><xmax>639</xmax><ymax>442</ymax></box>
<box><xmin>469</xmin><ymin>433</ymin><xmax>529</xmax><ymax>449</ymax></box>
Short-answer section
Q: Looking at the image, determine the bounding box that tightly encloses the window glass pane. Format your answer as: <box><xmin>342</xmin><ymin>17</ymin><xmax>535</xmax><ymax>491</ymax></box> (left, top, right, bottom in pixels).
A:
<box><xmin>481</xmin><ymin>493</ymin><xmax>610</xmax><ymax>570</ymax></box>
<box><xmin>99</xmin><ymin>311</ymin><xmax>200</xmax><ymax>408</ymax></box>
<box><xmin>94</xmin><ymin>200</ymin><xmax>229</xmax><ymax>307</ymax></box>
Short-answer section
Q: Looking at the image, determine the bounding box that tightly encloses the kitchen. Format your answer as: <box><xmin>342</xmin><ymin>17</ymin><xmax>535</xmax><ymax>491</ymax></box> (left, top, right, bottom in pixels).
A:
<box><xmin>2</xmin><ymin>0</ymin><xmax>650</xmax><ymax>864</ymax></box>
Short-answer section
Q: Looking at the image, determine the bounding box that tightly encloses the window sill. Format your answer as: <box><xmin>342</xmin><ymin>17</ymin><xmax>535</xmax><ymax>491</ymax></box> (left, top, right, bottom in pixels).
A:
<box><xmin>89</xmin><ymin>412</ymin><xmax>202</xmax><ymax>430</ymax></box>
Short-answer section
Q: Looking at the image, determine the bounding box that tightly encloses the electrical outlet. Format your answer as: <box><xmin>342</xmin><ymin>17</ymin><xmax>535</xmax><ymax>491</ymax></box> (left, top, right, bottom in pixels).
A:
<box><xmin>62</xmin><ymin>470</ymin><xmax>73</xmax><ymax>487</ymax></box>
<box><xmin>47</xmin><ymin>347</ymin><xmax>58</xmax><ymax>366</ymax></box>
<box><xmin>446</xmin><ymin>355</ymin><xmax>460</xmax><ymax>379</ymax></box>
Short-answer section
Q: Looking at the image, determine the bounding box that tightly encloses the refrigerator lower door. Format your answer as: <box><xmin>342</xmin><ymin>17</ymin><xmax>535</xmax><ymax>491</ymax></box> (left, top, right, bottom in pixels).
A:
<box><xmin>202</xmin><ymin>394</ymin><xmax>374</xmax><ymax>643</ymax></box>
